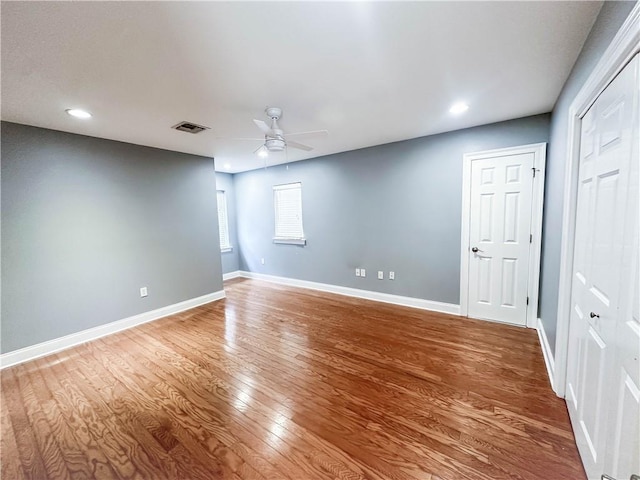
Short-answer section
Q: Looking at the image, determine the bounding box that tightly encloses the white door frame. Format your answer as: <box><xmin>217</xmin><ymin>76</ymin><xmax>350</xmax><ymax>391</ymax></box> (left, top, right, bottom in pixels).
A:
<box><xmin>554</xmin><ymin>3</ymin><xmax>640</xmax><ymax>398</ymax></box>
<box><xmin>460</xmin><ymin>142</ymin><xmax>547</xmax><ymax>329</ymax></box>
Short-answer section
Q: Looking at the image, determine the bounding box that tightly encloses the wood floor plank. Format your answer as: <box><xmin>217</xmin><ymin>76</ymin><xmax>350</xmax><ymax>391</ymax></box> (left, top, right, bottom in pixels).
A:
<box><xmin>1</xmin><ymin>278</ymin><xmax>585</xmax><ymax>479</ymax></box>
<box><xmin>1</xmin><ymin>388</ymin><xmax>27</xmax><ymax>480</ymax></box>
<box><xmin>2</xmin><ymin>369</ymin><xmax>49</xmax><ymax>479</ymax></box>
<box><xmin>13</xmin><ymin>364</ymin><xmax>73</xmax><ymax>480</ymax></box>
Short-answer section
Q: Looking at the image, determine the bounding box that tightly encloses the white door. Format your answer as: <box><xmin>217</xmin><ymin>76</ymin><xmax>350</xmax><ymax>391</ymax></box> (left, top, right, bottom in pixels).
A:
<box><xmin>602</xmin><ymin>54</ymin><xmax>639</xmax><ymax>480</ymax></box>
<box><xmin>466</xmin><ymin>152</ymin><xmax>535</xmax><ymax>326</ymax></box>
<box><xmin>565</xmin><ymin>54</ymin><xmax>639</xmax><ymax>480</ymax></box>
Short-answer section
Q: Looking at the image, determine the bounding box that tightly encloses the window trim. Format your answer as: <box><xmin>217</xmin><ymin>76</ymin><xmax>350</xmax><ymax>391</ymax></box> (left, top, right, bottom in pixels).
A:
<box><xmin>273</xmin><ymin>182</ymin><xmax>306</xmax><ymax>245</ymax></box>
<box><xmin>216</xmin><ymin>190</ymin><xmax>233</xmax><ymax>253</ymax></box>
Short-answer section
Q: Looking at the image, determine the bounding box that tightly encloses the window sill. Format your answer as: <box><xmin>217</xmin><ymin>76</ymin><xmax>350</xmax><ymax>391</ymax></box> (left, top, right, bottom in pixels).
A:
<box><xmin>220</xmin><ymin>246</ymin><xmax>233</xmax><ymax>253</ymax></box>
<box><xmin>273</xmin><ymin>238</ymin><xmax>307</xmax><ymax>246</ymax></box>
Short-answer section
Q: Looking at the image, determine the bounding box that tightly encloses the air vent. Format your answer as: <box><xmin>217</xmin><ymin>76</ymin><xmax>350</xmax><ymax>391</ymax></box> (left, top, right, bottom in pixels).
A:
<box><xmin>172</xmin><ymin>121</ymin><xmax>210</xmax><ymax>134</ymax></box>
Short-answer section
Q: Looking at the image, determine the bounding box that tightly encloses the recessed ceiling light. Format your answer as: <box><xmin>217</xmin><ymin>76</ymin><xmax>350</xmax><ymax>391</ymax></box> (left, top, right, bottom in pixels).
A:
<box><xmin>65</xmin><ymin>108</ymin><xmax>92</xmax><ymax>119</ymax></box>
<box><xmin>449</xmin><ymin>102</ymin><xmax>469</xmax><ymax>115</ymax></box>
<box><xmin>223</xmin><ymin>163</ymin><xmax>231</xmax><ymax>170</ymax></box>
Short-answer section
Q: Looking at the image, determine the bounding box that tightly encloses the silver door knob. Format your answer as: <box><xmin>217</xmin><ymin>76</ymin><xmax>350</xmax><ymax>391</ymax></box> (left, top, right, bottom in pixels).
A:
<box><xmin>590</xmin><ymin>312</ymin><xmax>600</xmax><ymax>318</ymax></box>
<box><xmin>471</xmin><ymin>247</ymin><xmax>479</xmax><ymax>253</ymax></box>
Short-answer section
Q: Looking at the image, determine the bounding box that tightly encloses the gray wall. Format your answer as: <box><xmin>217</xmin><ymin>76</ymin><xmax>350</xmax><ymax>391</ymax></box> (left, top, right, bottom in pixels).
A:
<box><xmin>1</xmin><ymin>122</ymin><xmax>223</xmax><ymax>353</ymax></box>
<box><xmin>215</xmin><ymin>172</ymin><xmax>240</xmax><ymax>274</ymax></box>
<box><xmin>234</xmin><ymin>114</ymin><xmax>550</xmax><ymax>305</ymax></box>
<box><xmin>539</xmin><ymin>1</ymin><xmax>636</xmax><ymax>356</ymax></box>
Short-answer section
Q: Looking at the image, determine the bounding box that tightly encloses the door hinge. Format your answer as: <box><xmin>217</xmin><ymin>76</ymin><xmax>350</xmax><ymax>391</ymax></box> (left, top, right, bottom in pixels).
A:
<box><xmin>530</xmin><ymin>234</ymin><xmax>533</xmax><ymax>243</ymax></box>
<box><xmin>526</xmin><ymin>296</ymin><xmax>529</xmax><ymax>306</ymax></box>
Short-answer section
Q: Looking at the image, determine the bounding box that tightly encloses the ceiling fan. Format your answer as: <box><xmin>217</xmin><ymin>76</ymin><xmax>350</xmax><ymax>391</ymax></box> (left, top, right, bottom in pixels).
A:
<box><xmin>249</xmin><ymin>107</ymin><xmax>328</xmax><ymax>157</ymax></box>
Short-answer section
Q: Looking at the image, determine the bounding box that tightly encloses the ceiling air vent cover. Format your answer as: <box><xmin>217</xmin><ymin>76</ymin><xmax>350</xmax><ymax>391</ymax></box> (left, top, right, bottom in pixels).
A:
<box><xmin>172</xmin><ymin>121</ymin><xmax>210</xmax><ymax>134</ymax></box>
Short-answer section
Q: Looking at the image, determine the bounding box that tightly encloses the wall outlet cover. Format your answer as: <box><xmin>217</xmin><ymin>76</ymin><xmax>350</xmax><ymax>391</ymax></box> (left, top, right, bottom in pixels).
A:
<box><xmin>378</xmin><ymin>271</ymin><xmax>384</xmax><ymax>279</ymax></box>
<box><xmin>140</xmin><ymin>287</ymin><xmax>148</xmax><ymax>297</ymax></box>
<box><xmin>361</xmin><ymin>269</ymin><xmax>366</xmax><ymax>277</ymax></box>
<box><xmin>355</xmin><ymin>268</ymin><xmax>361</xmax><ymax>277</ymax></box>
<box><xmin>389</xmin><ymin>271</ymin><xmax>395</xmax><ymax>280</ymax></box>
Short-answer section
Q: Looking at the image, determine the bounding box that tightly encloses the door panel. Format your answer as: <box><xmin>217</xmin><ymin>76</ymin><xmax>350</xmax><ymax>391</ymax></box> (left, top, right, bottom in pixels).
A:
<box><xmin>500</xmin><ymin>258</ymin><xmax>517</xmax><ymax>306</ymax></box>
<box><xmin>467</xmin><ymin>153</ymin><xmax>534</xmax><ymax>326</ymax></box>
<box><xmin>579</xmin><ymin>325</ymin><xmax>606</xmax><ymax>461</ymax></box>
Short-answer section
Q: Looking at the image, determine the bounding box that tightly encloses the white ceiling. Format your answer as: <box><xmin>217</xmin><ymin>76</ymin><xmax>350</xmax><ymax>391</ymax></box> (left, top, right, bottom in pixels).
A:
<box><xmin>1</xmin><ymin>1</ymin><xmax>602</xmax><ymax>173</ymax></box>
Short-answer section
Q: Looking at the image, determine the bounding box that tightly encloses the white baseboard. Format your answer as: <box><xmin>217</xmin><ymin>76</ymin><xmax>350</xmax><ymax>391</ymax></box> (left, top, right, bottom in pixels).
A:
<box><xmin>238</xmin><ymin>271</ymin><xmax>460</xmax><ymax>316</ymax></box>
<box><xmin>536</xmin><ymin>317</ymin><xmax>556</xmax><ymax>392</ymax></box>
<box><xmin>223</xmin><ymin>270</ymin><xmax>241</xmax><ymax>281</ymax></box>
<box><xmin>0</xmin><ymin>290</ymin><xmax>226</xmax><ymax>370</ymax></box>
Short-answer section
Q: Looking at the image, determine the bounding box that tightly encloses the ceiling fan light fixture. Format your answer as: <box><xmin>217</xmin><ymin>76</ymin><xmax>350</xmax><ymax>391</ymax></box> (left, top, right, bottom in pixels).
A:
<box><xmin>257</xmin><ymin>146</ymin><xmax>269</xmax><ymax>158</ymax></box>
<box><xmin>265</xmin><ymin>137</ymin><xmax>286</xmax><ymax>152</ymax></box>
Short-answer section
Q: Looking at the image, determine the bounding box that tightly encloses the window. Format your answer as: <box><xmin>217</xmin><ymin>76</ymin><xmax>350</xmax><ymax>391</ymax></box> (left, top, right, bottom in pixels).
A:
<box><xmin>217</xmin><ymin>190</ymin><xmax>232</xmax><ymax>252</ymax></box>
<box><xmin>273</xmin><ymin>182</ymin><xmax>305</xmax><ymax>245</ymax></box>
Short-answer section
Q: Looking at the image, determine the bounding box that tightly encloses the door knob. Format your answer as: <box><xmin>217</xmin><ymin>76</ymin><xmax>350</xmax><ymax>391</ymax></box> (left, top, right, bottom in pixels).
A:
<box><xmin>590</xmin><ymin>312</ymin><xmax>600</xmax><ymax>318</ymax></box>
<box><xmin>471</xmin><ymin>247</ymin><xmax>479</xmax><ymax>253</ymax></box>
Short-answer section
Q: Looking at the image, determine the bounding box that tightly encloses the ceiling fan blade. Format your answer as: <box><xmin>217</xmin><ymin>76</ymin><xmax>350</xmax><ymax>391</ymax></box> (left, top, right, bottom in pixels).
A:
<box><xmin>253</xmin><ymin>119</ymin><xmax>273</xmax><ymax>135</ymax></box>
<box><xmin>286</xmin><ymin>140</ymin><xmax>313</xmax><ymax>152</ymax></box>
<box><xmin>284</xmin><ymin>129</ymin><xmax>329</xmax><ymax>139</ymax></box>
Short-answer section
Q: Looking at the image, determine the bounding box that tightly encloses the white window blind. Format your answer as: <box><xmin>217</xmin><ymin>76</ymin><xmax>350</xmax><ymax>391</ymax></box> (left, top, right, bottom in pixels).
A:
<box><xmin>273</xmin><ymin>182</ymin><xmax>305</xmax><ymax>243</ymax></box>
<box><xmin>217</xmin><ymin>190</ymin><xmax>231</xmax><ymax>251</ymax></box>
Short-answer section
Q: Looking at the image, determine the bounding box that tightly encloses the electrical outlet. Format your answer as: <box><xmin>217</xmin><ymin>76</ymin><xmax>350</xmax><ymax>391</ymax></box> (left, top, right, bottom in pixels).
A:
<box><xmin>355</xmin><ymin>268</ymin><xmax>361</xmax><ymax>277</ymax></box>
<box><xmin>140</xmin><ymin>287</ymin><xmax>148</xmax><ymax>297</ymax></box>
<box><xmin>261</xmin><ymin>258</ymin><xmax>265</xmax><ymax>265</ymax></box>
<box><xmin>361</xmin><ymin>268</ymin><xmax>366</xmax><ymax>277</ymax></box>
<box><xmin>389</xmin><ymin>271</ymin><xmax>395</xmax><ymax>280</ymax></box>
<box><xmin>378</xmin><ymin>271</ymin><xmax>384</xmax><ymax>280</ymax></box>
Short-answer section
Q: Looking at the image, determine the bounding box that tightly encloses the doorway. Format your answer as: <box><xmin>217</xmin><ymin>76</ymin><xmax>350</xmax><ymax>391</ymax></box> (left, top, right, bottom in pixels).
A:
<box><xmin>460</xmin><ymin>143</ymin><xmax>546</xmax><ymax>327</ymax></box>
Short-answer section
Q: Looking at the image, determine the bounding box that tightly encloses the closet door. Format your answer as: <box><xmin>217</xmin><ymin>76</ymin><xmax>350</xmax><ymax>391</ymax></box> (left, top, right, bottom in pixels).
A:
<box><xmin>601</xmin><ymin>54</ymin><xmax>639</xmax><ymax>480</ymax></box>
<box><xmin>565</xmin><ymin>54</ymin><xmax>639</xmax><ymax>479</ymax></box>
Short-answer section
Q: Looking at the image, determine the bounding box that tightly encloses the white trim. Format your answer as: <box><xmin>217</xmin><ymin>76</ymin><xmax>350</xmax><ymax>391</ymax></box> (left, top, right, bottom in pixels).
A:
<box><xmin>220</xmin><ymin>246</ymin><xmax>234</xmax><ymax>253</ymax></box>
<box><xmin>536</xmin><ymin>317</ymin><xmax>556</xmax><ymax>391</ymax></box>
<box><xmin>238</xmin><ymin>271</ymin><xmax>460</xmax><ymax>315</ymax></box>
<box><xmin>273</xmin><ymin>238</ymin><xmax>307</xmax><ymax>246</ymax></box>
<box><xmin>554</xmin><ymin>3</ymin><xmax>640</xmax><ymax>398</ymax></box>
<box><xmin>223</xmin><ymin>270</ymin><xmax>241</xmax><ymax>281</ymax></box>
<box><xmin>460</xmin><ymin>142</ymin><xmax>547</xmax><ymax>329</ymax></box>
<box><xmin>0</xmin><ymin>290</ymin><xmax>226</xmax><ymax>370</ymax></box>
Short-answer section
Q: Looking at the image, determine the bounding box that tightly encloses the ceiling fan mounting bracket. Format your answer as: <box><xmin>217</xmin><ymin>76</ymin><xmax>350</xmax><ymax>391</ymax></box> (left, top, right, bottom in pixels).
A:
<box><xmin>265</xmin><ymin>106</ymin><xmax>282</xmax><ymax>120</ymax></box>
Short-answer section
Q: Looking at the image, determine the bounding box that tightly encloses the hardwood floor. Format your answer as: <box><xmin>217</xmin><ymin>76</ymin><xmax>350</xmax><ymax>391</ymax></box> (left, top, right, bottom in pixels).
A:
<box><xmin>1</xmin><ymin>278</ymin><xmax>585</xmax><ymax>479</ymax></box>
